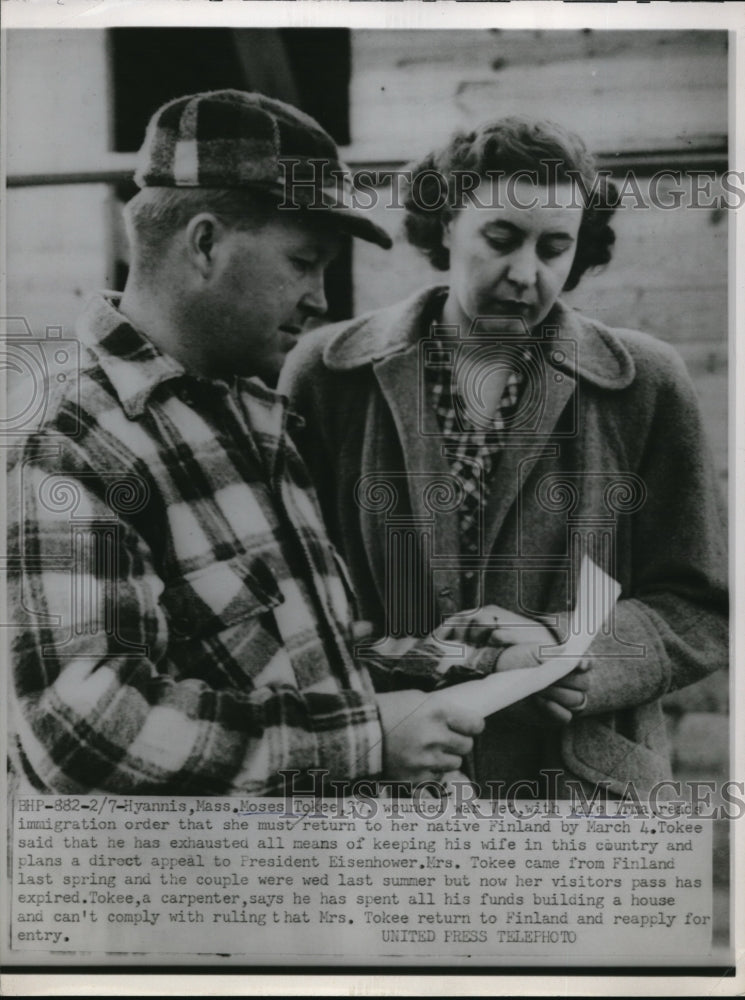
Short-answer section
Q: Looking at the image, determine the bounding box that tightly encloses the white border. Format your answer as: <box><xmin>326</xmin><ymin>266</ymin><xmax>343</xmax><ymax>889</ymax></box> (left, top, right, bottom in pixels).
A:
<box><xmin>0</xmin><ymin>0</ymin><xmax>742</xmax><ymax>32</ymax></box>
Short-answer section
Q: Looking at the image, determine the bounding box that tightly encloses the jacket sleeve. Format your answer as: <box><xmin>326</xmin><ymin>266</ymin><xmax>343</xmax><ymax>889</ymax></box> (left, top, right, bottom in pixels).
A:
<box><xmin>564</xmin><ymin>342</ymin><xmax>728</xmax><ymax>716</ymax></box>
<box><xmin>359</xmin><ymin>636</ymin><xmax>504</xmax><ymax>693</ymax></box>
<box><xmin>10</xmin><ymin>434</ymin><xmax>383</xmax><ymax>795</ymax></box>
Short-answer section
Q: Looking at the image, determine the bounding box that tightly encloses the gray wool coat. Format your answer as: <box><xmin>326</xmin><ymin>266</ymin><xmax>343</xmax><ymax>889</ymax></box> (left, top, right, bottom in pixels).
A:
<box><xmin>281</xmin><ymin>286</ymin><xmax>728</xmax><ymax>796</ymax></box>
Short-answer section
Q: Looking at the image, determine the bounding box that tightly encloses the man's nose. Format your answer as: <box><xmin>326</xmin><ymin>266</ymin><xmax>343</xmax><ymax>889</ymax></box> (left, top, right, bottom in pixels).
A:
<box><xmin>505</xmin><ymin>245</ymin><xmax>538</xmax><ymax>291</ymax></box>
<box><xmin>301</xmin><ymin>270</ymin><xmax>329</xmax><ymax>318</ymax></box>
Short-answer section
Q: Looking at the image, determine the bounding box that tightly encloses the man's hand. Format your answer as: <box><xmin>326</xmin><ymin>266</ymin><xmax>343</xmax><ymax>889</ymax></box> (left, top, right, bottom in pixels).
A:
<box><xmin>376</xmin><ymin>690</ymin><xmax>485</xmax><ymax>782</ymax></box>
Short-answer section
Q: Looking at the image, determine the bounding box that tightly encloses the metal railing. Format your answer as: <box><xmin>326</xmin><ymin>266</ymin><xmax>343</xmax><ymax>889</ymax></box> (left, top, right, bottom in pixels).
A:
<box><xmin>6</xmin><ymin>145</ymin><xmax>729</xmax><ymax>189</ymax></box>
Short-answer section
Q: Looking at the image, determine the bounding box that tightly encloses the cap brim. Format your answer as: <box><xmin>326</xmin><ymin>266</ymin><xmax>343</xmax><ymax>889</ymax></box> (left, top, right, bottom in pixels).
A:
<box><xmin>320</xmin><ymin>202</ymin><xmax>393</xmax><ymax>250</ymax></box>
<box><xmin>260</xmin><ymin>180</ymin><xmax>393</xmax><ymax>249</ymax></box>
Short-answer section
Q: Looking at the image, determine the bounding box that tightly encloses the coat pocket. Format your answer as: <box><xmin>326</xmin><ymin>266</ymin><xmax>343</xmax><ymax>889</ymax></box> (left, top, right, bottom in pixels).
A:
<box><xmin>160</xmin><ymin>557</ymin><xmax>284</xmax><ymax>641</ymax></box>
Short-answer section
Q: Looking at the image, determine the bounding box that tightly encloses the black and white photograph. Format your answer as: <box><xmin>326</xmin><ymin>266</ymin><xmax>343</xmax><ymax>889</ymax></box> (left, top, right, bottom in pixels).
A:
<box><xmin>1</xmin><ymin>1</ymin><xmax>742</xmax><ymax>995</ymax></box>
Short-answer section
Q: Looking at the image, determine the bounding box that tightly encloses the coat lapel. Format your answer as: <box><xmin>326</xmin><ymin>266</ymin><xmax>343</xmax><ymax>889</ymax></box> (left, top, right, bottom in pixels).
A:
<box><xmin>481</xmin><ymin>365</ymin><xmax>577</xmax><ymax>557</ymax></box>
<box><xmin>371</xmin><ymin>345</ymin><xmax>465</xmax><ymax>615</ymax></box>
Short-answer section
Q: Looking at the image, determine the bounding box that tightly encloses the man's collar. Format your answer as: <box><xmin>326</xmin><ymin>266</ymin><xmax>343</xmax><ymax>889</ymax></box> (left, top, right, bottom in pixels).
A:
<box><xmin>76</xmin><ymin>292</ymin><xmax>187</xmax><ymax>418</ymax></box>
<box><xmin>322</xmin><ymin>285</ymin><xmax>636</xmax><ymax>390</ymax></box>
<box><xmin>75</xmin><ymin>292</ymin><xmax>293</xmax><ymax>420</ymax></box>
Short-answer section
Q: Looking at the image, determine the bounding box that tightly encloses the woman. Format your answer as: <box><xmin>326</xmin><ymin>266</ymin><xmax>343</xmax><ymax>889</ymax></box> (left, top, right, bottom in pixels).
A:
<box><xmin>281</xmin><ymin>117</ymin><xmax>728</xmax><ymax>798</ymax></box>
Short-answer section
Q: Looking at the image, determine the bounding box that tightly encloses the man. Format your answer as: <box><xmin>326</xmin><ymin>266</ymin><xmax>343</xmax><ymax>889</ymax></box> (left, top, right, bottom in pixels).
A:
<box><xmin>9</xmin><ymin>90</ymin><xmax>485</xmax><ymax>795</ymax></box>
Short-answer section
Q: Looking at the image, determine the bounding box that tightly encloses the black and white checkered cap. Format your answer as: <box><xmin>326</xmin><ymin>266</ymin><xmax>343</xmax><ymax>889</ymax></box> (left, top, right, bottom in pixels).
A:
<box><xmin>134</xmin><ymin>89</ymin><xmax>392</xmax><ymax>249</ymax></box>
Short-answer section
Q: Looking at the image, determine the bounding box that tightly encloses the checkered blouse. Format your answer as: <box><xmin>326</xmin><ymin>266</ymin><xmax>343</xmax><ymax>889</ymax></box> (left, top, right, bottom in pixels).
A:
<box><xmin>428</xmin><ymin>348</ymin><xmax>524</xmax><ymax>572</ymax></box>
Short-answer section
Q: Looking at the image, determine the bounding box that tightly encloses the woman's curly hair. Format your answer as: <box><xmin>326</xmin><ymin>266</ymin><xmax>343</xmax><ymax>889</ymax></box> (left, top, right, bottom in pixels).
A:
<box><xmin>403</xmin><ymin>117</ymin><xmax>617</xmax><ymax>292</ymax></box>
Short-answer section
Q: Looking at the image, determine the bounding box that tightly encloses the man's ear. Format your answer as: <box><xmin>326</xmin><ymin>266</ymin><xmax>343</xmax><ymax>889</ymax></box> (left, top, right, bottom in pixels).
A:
<box><xmin>185</xmin><ymin>213</ymin><xmax>224</xmax><ymax>279</ymax></box>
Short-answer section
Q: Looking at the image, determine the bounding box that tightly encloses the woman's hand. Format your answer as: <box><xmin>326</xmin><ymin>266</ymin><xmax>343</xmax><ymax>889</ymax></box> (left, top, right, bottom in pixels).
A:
<box><xmin>437</xmin><ymin>603</ymin><xmax>558</xmax><ymax>651</ymax></box>
<box><xmin>439</xmin><ymin>605</ymin><xmax>593</xmax><ymax>725</ymax></box>
<box><xmin>533</xmin><ymin>662</ymin><xmax>592</xmax><ymax>725</ymax></box>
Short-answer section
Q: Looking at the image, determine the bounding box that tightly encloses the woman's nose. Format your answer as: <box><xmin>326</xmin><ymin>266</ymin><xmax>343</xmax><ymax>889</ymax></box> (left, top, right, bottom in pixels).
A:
<box><xmin>505</xmin><ymin>245</ymin><xmax>538</xmax><ymax>291</ymax></box>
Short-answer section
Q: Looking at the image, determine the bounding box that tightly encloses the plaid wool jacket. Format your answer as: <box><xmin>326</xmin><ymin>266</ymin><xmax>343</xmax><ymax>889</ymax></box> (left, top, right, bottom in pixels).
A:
<box><xmin>9</xmin><ymin>294</ymin><xmax>393</xmax><ymax>795</ymax></box>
